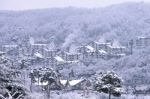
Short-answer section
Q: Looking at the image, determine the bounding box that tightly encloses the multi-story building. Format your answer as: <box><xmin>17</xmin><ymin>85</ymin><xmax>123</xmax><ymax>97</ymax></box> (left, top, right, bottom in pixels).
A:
<box><xmin>43</xmin><ymin>48</ymin><xmax>58</xmax><ymax>58</ymax></box>
<box><xmin>28</xmin><ymin>37</ymin><xmax>47</xmax><ymax>56</ymax></box>
<box><xmin>77</xmin><ymin>45</ymin><xmax>95</xmax><ymax>59</ymax></box>
<box><xmin>65</xmin><ymin>52</ymin><xmax>80</xmax><ymax>62</ymax></box>
<box><xmin>88</xmin><ymin>41</ymin><xmax>111</xmax><ymax>52</ymax></box>
<box><xmin>2</xmin><ymin>45</ymin><xmax>18</xmax><ymax>52</ymax></box>
<box><xmin>1</xmin><ymin>45</ymin><xmax>19</xmax><ymax>58</ymax></box>
<box><xmin>106</xmin><ymin>41</ymin><xmax>126</xmax><ymax>58</ymax></box>
<box><xmin>87</xmin><ymin>40</ymin><xmax>127</xmax><ymax>59</ymax></box>
<box><xmin>57</xmin><ymin>51</ymin><xmax>80</xmax><ymax>63</ymax></box>
<box><xmin>31</xmin><ymin>43</ymin><xmax>47</xmax><ymax>56</ymax></box>
<box><xmin>134</xmin><ymin>37</ymin><xmax>150</xmax><ymax>48</ymax></box>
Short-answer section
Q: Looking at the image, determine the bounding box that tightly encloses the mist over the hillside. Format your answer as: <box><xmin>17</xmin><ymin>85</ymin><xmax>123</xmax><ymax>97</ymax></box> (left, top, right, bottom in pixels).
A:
<box><xmin>0</xmin><ymin>2</ymin><xmax>150</xmax><ymax>46</ymax></box>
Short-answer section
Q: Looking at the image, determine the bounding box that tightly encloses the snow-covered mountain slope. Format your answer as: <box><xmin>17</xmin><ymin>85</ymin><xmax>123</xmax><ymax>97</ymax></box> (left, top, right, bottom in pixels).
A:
<box><xmin>0</xmin><ymin>2</ymin><xmax>150</xmax><ymax>46</ymax></box>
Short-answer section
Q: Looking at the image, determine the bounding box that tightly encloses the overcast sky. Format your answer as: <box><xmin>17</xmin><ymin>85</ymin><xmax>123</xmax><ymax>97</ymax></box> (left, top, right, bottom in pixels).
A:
<box><xmin>0</xmin><ymin>0</ymin><xmax>150</xmax><ymax>11</ymax></box>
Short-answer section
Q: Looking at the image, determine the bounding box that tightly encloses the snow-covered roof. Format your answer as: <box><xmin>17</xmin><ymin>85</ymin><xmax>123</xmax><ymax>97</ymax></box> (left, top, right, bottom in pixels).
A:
<box><xmin>94</xmin><ymin>39</ymin><xmax>110</xmax><ymax>45</ymax></box>
<box><xmin>68</xmin><ymin>44</ymin><xmax>81</xmax><ymax>54</ymax></box>
<box><xmin>34</xmin><ymin>81</ymin><xmax>48</xmax><ymax>86</ymax></box>
<box><xmin>33</xmin><ymin>78</ymin><xmax>48</xmax><ymax>86</ymax></box>
<box><xmin>3</xmin><ymin>45</ymin><xmax>18</xmax><ymax>48</ymax></box>
<box><xmin>97</xmin><ymin>38</ymin><xmax>106</xmax><ymax>43</ymax></box>
<box><xmin>116</xmin><ymin>54</ymin><xmax>126</xmax><ymax>56</ymax></box>
<box><xmin>60</xmin><ymin>80</ymin><xmax>67</xmax><ymax>85</ymax></box>
<box><xmin>60</xmin><ymin>79</ymin><xmax>85</xmax><ymax>86</ymax></box>
<box><xmin>85</xmin><ymin>45</ymin><xmax>95</xmax><ymax>52</ymax></box>
<box><xmin>69</xmin><ymin>79</ymin><xmax>84</xmax><ymax>86</ymax></box>
<box><xmin>114</xmin><ymin>88</ymin><xmax>124</xmax><ymax>92</ymax></box>
<box><xmin>107</xmin><ymin>42</ymin><xmax>126</xmax><ymax>49</ymax></box>
<box><xmin>54</xmin><ymin>56</ymin><xmax>65</xmax><ymax>62</ymax></box>
<box><xmin>90</xmin><ymin>37</ymin><xmax>106</xmax><ymax>44</ymax></box>
<box><xmin>135</xmin><ymin>85</ymin><xmax>148</xmax><ymax>90</ymax></box>
<box><xmin>29</xmin><ymin>37</ymin><xmax>47</xmax><ymax>46</ymax></box>
<box><xmin>34</xmin><ymin>52</ymin><xmax>44</xmax><ymax>58</ymax></box>
<box><xmin>33</xmin><ymin>44</ymin><xmax>47</xmax><ymax>46</ymax></box>
<box><xmin>138</xmin><ymin>37</ymin><xmax>146</xmax><ymax>39</ymax></box>
<box><xmin>137</xmin><ymin>36</ymin><xmax>150</xmax><ymax>39</ymax></box>
<box><xmin>99</xmin><ymin>50</ymin><xmax>107</xmax><ymax>54</ymax></box>
<box><xmin>66</xmin><ymin>61</ymin><xmax>79</xmax><ymax>63</ymax></box>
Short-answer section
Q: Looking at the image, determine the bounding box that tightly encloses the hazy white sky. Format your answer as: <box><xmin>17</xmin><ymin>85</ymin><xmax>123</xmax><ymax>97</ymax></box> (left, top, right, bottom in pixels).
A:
<box><xmin>0</xmin><ymin>0</ymin><xmax>150</xmax><ymax>11</ymax></box>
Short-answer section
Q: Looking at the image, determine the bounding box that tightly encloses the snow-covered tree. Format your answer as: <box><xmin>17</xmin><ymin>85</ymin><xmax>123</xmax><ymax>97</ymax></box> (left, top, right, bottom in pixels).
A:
<box><xmin>94</xmin><ymin>71</ymin><xmax>123</xmax><ymax>99</ymax></box>
<box><xmin>40</xmin><ymin>68</ymin><xmax>58</xmax><ymax>99</ymax></box>
<box><xmin>29</xmin><ymin>69</ymin><xmax>39</xmax><ymax>92</ymax></box>
<box><xmin>19</xmin><ymin>59</ymin><xmax>29</xmax><ymax>69</ymax></box>
<box><xmin>0</xmin><ymin>55</ymin><xmax>28</xmax><ymax>98</ymax></box>
<box><xmin>5</xmin><ymin>82</ymin><xmax>28</xmax><ymax>99</ymax></box>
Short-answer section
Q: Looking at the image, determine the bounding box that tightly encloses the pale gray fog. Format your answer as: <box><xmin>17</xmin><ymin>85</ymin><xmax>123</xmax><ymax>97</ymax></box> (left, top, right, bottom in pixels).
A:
<box><xmin>0</xmin><ymin>0</ymin><xmax>150</xmax><ymax>10</ymax></box>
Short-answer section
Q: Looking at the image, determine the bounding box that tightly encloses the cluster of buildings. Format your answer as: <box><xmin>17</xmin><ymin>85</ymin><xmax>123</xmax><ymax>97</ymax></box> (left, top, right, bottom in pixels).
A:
<box><xmin>0</xmin><ymin>37</ymin><xmax>81</xmax><ymax>68</ymax></box>
<box><xmin>78</xmin><ymin>40</ymin><xmax>127</xmax><ymax>60</ymax></box>
<box><xmin>0</xmin><ymin>36</ymin><xmax>150</xmax><ymax>69</ymax></box>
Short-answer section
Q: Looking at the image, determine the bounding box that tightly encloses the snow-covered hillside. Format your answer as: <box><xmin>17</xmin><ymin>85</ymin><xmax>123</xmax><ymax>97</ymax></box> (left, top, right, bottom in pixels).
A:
<box><xmin>0</xmin><ymin>2</ymin><xmax>150</xmax><ymax>46</ymax></box>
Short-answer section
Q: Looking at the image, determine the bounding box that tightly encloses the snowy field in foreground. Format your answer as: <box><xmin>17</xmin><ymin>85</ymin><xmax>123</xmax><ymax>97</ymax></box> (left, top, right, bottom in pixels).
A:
<box><xmin>29</xmin><ymin>91</ymin><xmax>150</xmax><ymax>99</ymax></box>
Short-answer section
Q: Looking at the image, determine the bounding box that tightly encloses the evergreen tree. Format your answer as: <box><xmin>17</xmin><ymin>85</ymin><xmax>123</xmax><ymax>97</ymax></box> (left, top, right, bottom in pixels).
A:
<box><xmin>94</xmin><ymin>71</ymin><xmax>123</xmax><ymax>99</ymax></box>
<box><xmin>41</xmin><ymin>68</ymin><xmax>58</xmax><ymax>99</ymax></box>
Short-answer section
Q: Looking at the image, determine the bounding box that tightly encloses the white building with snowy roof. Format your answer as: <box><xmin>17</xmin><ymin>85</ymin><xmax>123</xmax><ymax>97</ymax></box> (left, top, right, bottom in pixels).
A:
<box><xmin>34</xmin><ymin>52</ymin><xmax>44</xmax><ymax>59</ymax></box>
<box><xmin>28</xmin><ymin>37</ymin><xmax>47</xmax><ymax>56</ymax></box>
<box><xmin>107</xmin><ymin>40</ymin><xmax>126</xmax><ymax>55</ymax></box>
<box><xmin>54</xmin><ymin>55</ymin><xmax>66</xmax><ymax>65</ymax></box>
<box><xmin>2</xmin><ymin>45</ymin><xmax>18</xmax><ymax>52</ymax></box>
<box><xmin>1</xmin><ymin>44</ymin><xmax>19</xmax><ymax>57</ymax></box>
<box><xmin>43</xmin><ymin>48</ymin><xmax>58</xmax><ymax>58</ymax></box>
<box><xmin>134</xmin><ymin>36</ymin><xmax>150</xmax><ymax>48</ymax></box>
<box><xmin>59</xmin><ymin>79</ymin><xmax>90</xmax><ymax>90</ymax></box>
<box><xmin>88</xmin><ymin>40</ymin><xmax>111</xmax><ymax>52</ymax></box>
<box><xmin>56</xmin><ymin>50</ymin><xmax>80</xmax><ymax>64</ymax></box>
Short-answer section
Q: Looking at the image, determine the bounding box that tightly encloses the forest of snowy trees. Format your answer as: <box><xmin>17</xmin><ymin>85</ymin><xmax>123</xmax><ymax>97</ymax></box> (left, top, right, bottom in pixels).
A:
<box><xmin>0</xmin><ymin>2</ymin><xmax>150</xmax><ymax>99</ymax></box>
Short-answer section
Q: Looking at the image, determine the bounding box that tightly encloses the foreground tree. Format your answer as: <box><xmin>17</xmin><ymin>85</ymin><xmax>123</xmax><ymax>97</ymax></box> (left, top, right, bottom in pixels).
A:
<box><xmin>5</xmin><ymin>82</ymin><xmax>28</xmax><ymax>99</ymax></box>
<box><xmin>40</xmin><ymin>68</ymin><xmax>58</xmax><ymax>99</ymax></box>
<box><xmin>94</xmin><ymin>71</ymin><xmax>123</xmax><ymax>99</ymax></box>
<box><xmin>0</xmin><ymin>55</ymin><xmax>28</xmax><ymax>98</ymax></box>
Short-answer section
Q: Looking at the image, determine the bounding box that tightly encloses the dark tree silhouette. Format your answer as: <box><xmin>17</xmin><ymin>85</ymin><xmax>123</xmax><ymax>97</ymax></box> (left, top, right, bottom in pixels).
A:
<box><xmin>94</xmin><ymin>71</ymin><xmax>123</xmax><ymax>99</ymax></box>
<box><xmin>40</xmin><ymin>68</ymin><xmax>58</xmax><ymax>99</ymax></box>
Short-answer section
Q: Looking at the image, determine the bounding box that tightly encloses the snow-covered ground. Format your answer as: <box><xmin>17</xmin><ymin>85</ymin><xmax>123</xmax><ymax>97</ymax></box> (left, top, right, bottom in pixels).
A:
<box><xmin>29</xmin><ymin>91</ymin><xmax>150</xmax><ymax>99</ymax></box>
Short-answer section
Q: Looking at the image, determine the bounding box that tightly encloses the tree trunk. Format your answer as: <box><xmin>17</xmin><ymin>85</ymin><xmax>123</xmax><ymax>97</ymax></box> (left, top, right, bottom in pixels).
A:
<box><xmin>109</xmin><ymin>93</ymin><xmax>111</xmax><ymax>99</ymax></box>
<box><xmin>47</xmin><ymin>85</ymin><xmax>50</xmax><ymax>99</ymax></box>
<box><xmin>109</xmin><ymin>88</ymin><xmax>112</xmax><ymax>99</ymax></box>
<box><xmin>38</xmin><ymin>75</ymin><xmax>40</xmax><ymax>88</ymax></box>
<box><xmin>30</xmin><ymin>79</ymin><xmax>32</xmax><ymax>93</ymax></box>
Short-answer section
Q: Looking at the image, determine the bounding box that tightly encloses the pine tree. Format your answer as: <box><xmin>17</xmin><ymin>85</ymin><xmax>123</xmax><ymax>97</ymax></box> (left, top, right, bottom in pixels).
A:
<box><xmin>94</xmin><ymin>71</ymin><xmax>123</xmax><ymax>99</ymax></box>
<box><xmin>40</xmin><ymin>68</ymin><xmax>58</xmax><ymax>99</ymax></box>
